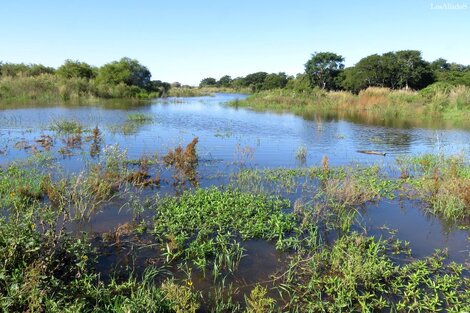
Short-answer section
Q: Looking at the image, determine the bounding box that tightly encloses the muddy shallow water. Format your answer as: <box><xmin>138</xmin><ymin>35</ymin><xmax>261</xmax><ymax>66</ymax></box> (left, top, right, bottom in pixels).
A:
<box><xmin>1</xmin><ymin>93</ymin><xmax>469</xmax><ymax>271</ymax></box>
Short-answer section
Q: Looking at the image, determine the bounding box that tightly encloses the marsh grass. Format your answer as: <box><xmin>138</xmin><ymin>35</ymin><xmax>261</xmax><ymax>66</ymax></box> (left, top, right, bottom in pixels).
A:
<box><xmin>49</xmin><ymin>119</ymin><xmax>84</xmax><ymax>134</ymax></box>
<box><xmin>1</xmin><ymin>143</ymin><xmax>470</xmax><ymax>311</ymax></box>
<box><xmin>295</xmin><ymin>145</ymin><xmax>307</xmax><ymax>165</ymax></box>
<box><xmin>0</xmin><ymin>74</ymin><xmax>159</xmax><ymax>102</ymax></box>
<box><xmin>163</xmin><ymin>137</ymin><xmax>199</xmax><ymax>186</ymax></box>
<box><xmin>277</xmin><ymin>232</ymin><xmax>469</xmax><ymax>312</ymax></box>
<box><xmin>398</xmin><ymin>154</ymin><xmax>470</xmax><ymax>221</ymax></box>
<box><xmin>126</xmin><ymin>112</ymin><xmax>153</xmax><ymax>122</ymax></box>
<box><xmin>232</xmin><ymin>85</ymin><xmax>470</xmax><ymax>126</ymax></box>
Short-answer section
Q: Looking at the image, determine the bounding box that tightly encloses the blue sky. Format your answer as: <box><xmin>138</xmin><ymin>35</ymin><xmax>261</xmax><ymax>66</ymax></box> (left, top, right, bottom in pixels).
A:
<box><xmin>1</xmin><ymin>0</ymin><xmax>469</xmax><ymax>85</ymax></box>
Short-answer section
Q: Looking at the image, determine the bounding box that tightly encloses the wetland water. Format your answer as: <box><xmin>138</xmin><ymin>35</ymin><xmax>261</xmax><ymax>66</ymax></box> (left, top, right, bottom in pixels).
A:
<box><xmin>1</xmin><ymin>93</ymin><xmax>469</xmax><ymax>298</ymax></box>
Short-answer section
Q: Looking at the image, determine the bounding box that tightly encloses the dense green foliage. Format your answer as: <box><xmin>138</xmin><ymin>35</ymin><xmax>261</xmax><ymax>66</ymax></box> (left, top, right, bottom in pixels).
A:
<box><xmin>305</xmin><ymin>52</ymin><xmax>344</xmax><ymax>90</ymax></box>
<box><xmin>56</xmin><ymin>60</ymin><xmax>96</xmax><ymax>79</ymax></box>
<box><xmin>206</xmin><ymin>50</ymin><xmax>469</xmax><ymax>95</ymax></box>
<box><xmin>0</xmin><ymin>58</ymin><xmax>171</xmax><ymax>101</ymax></box>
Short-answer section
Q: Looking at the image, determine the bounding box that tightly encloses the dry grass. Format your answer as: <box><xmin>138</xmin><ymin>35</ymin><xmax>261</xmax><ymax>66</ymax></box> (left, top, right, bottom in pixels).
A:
<box><xmin>163</xmin><ymin>137</ymin><xmax>199</xmax><ymax>185</ymax></box>
<box><xmin>324</xmin><ymin>176</ymin><xmax>378</xmax><ymax>206</ymax></box>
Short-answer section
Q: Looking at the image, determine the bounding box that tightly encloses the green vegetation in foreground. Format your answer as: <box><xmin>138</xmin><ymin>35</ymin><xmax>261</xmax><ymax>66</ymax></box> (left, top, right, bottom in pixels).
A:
<box><xmin>231</xmin><ymin>85</ymin><xmax>470</xmax><ymax>125</ymax></box>
<box><xmin>0</xmin><ymin>151</ymin><xmax>469</xmax><ymax>312</ymax></box>
<box><xmin>152</xmin><ymin>188</ymin><xmax>296</xmax><ymax>273</ymax></box>
<box><xmin>398</xmin><ymin>154</ymin><xmax>470</xmax><ymax>222</ymax></box>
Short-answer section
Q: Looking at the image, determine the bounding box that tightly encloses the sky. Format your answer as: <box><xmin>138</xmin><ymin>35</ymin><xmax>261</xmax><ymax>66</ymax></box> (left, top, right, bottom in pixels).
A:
<box><xmin>1</xmin><ymin>0</ymin><xmax>469</xmax><ymax>85</ymax></box>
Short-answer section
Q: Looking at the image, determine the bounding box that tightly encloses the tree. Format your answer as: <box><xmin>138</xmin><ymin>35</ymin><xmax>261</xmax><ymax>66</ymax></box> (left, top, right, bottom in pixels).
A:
<box><xmin>341</xmin><ymin>51</ymin><xmax>434</xmax><ymax>91</ymax></box>
<box><xmin>395</xmin><ymin>50</ymin><xmax>433</xmax><ymax>89</ymax></box>
<box><xmin>262</xmin><ymin>72</ymin><xmax>288</xmax><ymax>90</ymax></box>
<box><xmin>305</xmin><ymin>52</ymin><xmax>344</xmax><ymax>90</ymax></box>
<box><xmin>285</xmin><ymin>73</ymin><xmax>312</xmax><ymax>93</ymax></box>
<box><xmin>57</xmin><ymin>60</ymin><xmax>94</xmax><ymax>79</ymax></box>
<box><xmin>242</xmin><ymin>72</ymin><xmax>268</xmax><ymax>91</ymax></box>
<box><xmin>147</xmin><ymin>80</ymin><xmax>171</xmax><ymax>96</ymax></box>
<box><xmin>217</xmin><ymin>75</ymin><xmax>232</xmax><ymax>87</ymax></box>
<box><xmin>96</xmin><ymin>57</ymin><xmax>151</xmax><ymax>89</ymax></box>
<box><xmin>199</xmin><ymin>77</ymin><xmax>217</xmax><ymax>87</ymax></box>
<box><xmin>431</xmin><ymin>58</ymin><xmax>451</xmax><ymax>71</ymax></box>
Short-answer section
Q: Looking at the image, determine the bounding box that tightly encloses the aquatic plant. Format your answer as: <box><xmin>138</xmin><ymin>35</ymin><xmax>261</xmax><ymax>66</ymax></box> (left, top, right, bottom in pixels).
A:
<box><xmin>163</xmin><ymin>137</ymin><xmax>199</xmax><ymax>185</ymax></box>
<box><xmin>152</xmin><ymin>188</ymin><xmax>295</xmax><ymax>274</ymax></box>
<box><xmin>278</xmin><ymin>233</ymin><xmax>469</xmax><ymax>312</ymax></box>
<box><xmin>295</xmin><ymin>144</ymin><xmax>308</xmax><ymax>165</ymax></box>
<box><xmin>49</xmin><ymin>119</ymin><xmax>83</xmax><ymax>134</ymax></box>
<box><xmin>399</xmin><ymin>154</ymin><xmax>470</xmax><ymax>221</ymax></box>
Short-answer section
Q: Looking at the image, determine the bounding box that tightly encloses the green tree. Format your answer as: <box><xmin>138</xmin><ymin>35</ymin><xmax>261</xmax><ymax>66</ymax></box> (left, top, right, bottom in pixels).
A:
<box><xmin>262</xmin><ymin>72</ymin><xmax>288</xmax><ymax>90</ymax></box>
<box><xmin>243</xmin><ymin>72</ymin><xmax>268</xmax><ymax>91</ymax></box>
<box><xmin>96</xmin><ymin>57</ymin><xmax>151</xmax><ymax>89</ymax></box>
<box><xmin>285</xmin><ymin>73</ymin><xmax>312</xmax><ymax>93</ymax></box>
<box><xmin>199</xmin><ymin>77</ymin><xmax>217</xmax><ymax>87</ymax></box>
<box><xmin>395</xmin><ymin>50</ymin><xmax>433</xmax><ymax>89</ymax></box>
<box><xmin>338</xmin><ymin>67</ymin><xmax>364</xmax><ymax>93</ymax></box>
<box><xmin>431</xmin><ymin>58</ymin><xmax>451</xmax><ymax>71</ymax></box>
<box><xmin>56</xmin><ymin>60</ymin><xmax>94</xmax><ymax>79</ymax></box>
<box><xmin>217</xmin><ymin>75</ymin><xmax>232</xmax><ymax>87</ymax></box>
<box><xmin>305</xmin><ymin>52</ymin><xmax>344</xmax><ymax>90</ymax></box>
<box><xmin>147</xmin><ymin>80</ymin><xmax>171</xmax><ymax>96</ymax></box>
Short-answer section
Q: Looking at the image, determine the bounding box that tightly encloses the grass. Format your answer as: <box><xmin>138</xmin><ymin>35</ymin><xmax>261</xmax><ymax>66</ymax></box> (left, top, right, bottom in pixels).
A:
<box><xmin>0</xmin><ymin>135</ymin><xmax>469</xmax><ymax>311</ymax></box>
<box><xmin>163</xmin><ymin>137</ymin><xmax>199</xmax><ymax>186</ymax></box>
<box><xmin>231</xmin><ymin>85</ymin><xmax>470</xmax><ymax>128</ymax></box>
<box><xmin>109</xmin><ymin>113</ymin><xmax>154</xmax><ymax>135</ymax></box>
<box><xmin>49</xmin><ymin>119</ymin><xmax>84</xmax><ymax>134</ymax></box>
<box><xmin>168</xmin><ymin>86</ymin><xmax>251</xmax><ymax>97</ymax></box>
<box><xmin>398</xmin><ymin>154</ymin><xmax>470</xmax><ymax>222</ymax></box>
<box><xmin>0</xmin><ymin>74</ymin><xmax>160</xmax><ymax>103</ymax></box>
<box><xmin>278</xmin><ymin>232</ymin><xmax>469</xmax><ymax>312</ymax></box>
<box><xmin>126</xmin><ymin>112</ymin><xmax>153</xmax><ymax>122</ymax></box>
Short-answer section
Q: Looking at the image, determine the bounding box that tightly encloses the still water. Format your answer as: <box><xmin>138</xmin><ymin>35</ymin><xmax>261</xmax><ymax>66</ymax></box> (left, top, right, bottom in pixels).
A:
<box><xmin>0</xmin><ymin>93</ymin><xmax>469</xmax><ymax>264</ymax></box>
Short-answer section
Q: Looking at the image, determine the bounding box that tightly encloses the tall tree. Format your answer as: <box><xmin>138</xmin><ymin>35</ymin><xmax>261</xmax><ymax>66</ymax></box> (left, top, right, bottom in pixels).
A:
<box><xmin>305</xmin><ymin>52</ymin><xmax>344</xmax><ymax>90</ymax></box>
<box><xmin>395</xmin><ymin>50</ymin><xmax>433</xmax><ymax>89</ymax></box>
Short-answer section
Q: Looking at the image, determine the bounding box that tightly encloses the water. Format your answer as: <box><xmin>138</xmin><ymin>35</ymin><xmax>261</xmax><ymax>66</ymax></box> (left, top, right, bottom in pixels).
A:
<box><xmin>1</xmin><ymin>93</ymin><xmax>469</xmax><ymax>265</ymax></box>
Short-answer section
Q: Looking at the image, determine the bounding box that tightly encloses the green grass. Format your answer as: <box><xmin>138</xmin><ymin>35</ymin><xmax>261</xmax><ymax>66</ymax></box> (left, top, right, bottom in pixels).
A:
<box><xmin>0</xmin><ymin>74</ymin><xmax>159</xmax><ymax>103</ymax></box>
<box><xmin>278</xmin><ymin>232</ymin><xmax>469</xmax><ymax>312</ymax></box>
<box><xmin>1</xmin><ymin>150</ymin><xmax>469</xmax><ymax>311</ymax></box>
<box><xmin>231</xmin><ymin>85</ymin><xmax>470</xmax><ymax>128</ymax></box>
<box><xmin>398</xmin><ymin>154</ymin><xmax>470</xmax><ymax>222</ymax></box>
<box><xmin>126</xmin><ymin>112</ymin><xmax>153</xmax><ymax>122</ymax></box>
<box><xmin>49</xmin><ymin>119</ymin><xmax>84</xmax><ymax>134</ymax></box>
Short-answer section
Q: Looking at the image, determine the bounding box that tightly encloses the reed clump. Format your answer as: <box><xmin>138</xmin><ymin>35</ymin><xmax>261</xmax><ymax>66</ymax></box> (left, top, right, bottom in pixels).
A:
<box><xmin>163</xmin><ymin>137</ymin><xmax>199</xmax><ymax>185</ymax></box>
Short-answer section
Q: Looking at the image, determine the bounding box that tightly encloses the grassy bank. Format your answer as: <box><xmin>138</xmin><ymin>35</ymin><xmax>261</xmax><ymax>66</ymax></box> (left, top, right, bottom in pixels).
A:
<box><xmin>0</xmin><ymin>74</ymin><xmax>161</xmax><ymax>103</ymax></box>
<box><xmin>231</xmin><ymin>84</ymin><xmax>470</xmax><ymax>127</ymax></box>
<box><xmin>168</xmin><ymin>86</ymin><xmax>251</xmax><ymax>97</ymax></box>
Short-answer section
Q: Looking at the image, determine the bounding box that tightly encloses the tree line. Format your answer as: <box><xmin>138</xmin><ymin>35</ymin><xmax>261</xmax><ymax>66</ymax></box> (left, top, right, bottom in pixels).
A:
<box><xmin>0</xmin><ymin>58</ymin><xmax>171</xmax><ymax>98</ymax></box>
<box><xmin>200</xmin><ymin>50</ymin><xmax>470</xmax><ymax>93</ymax></box>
